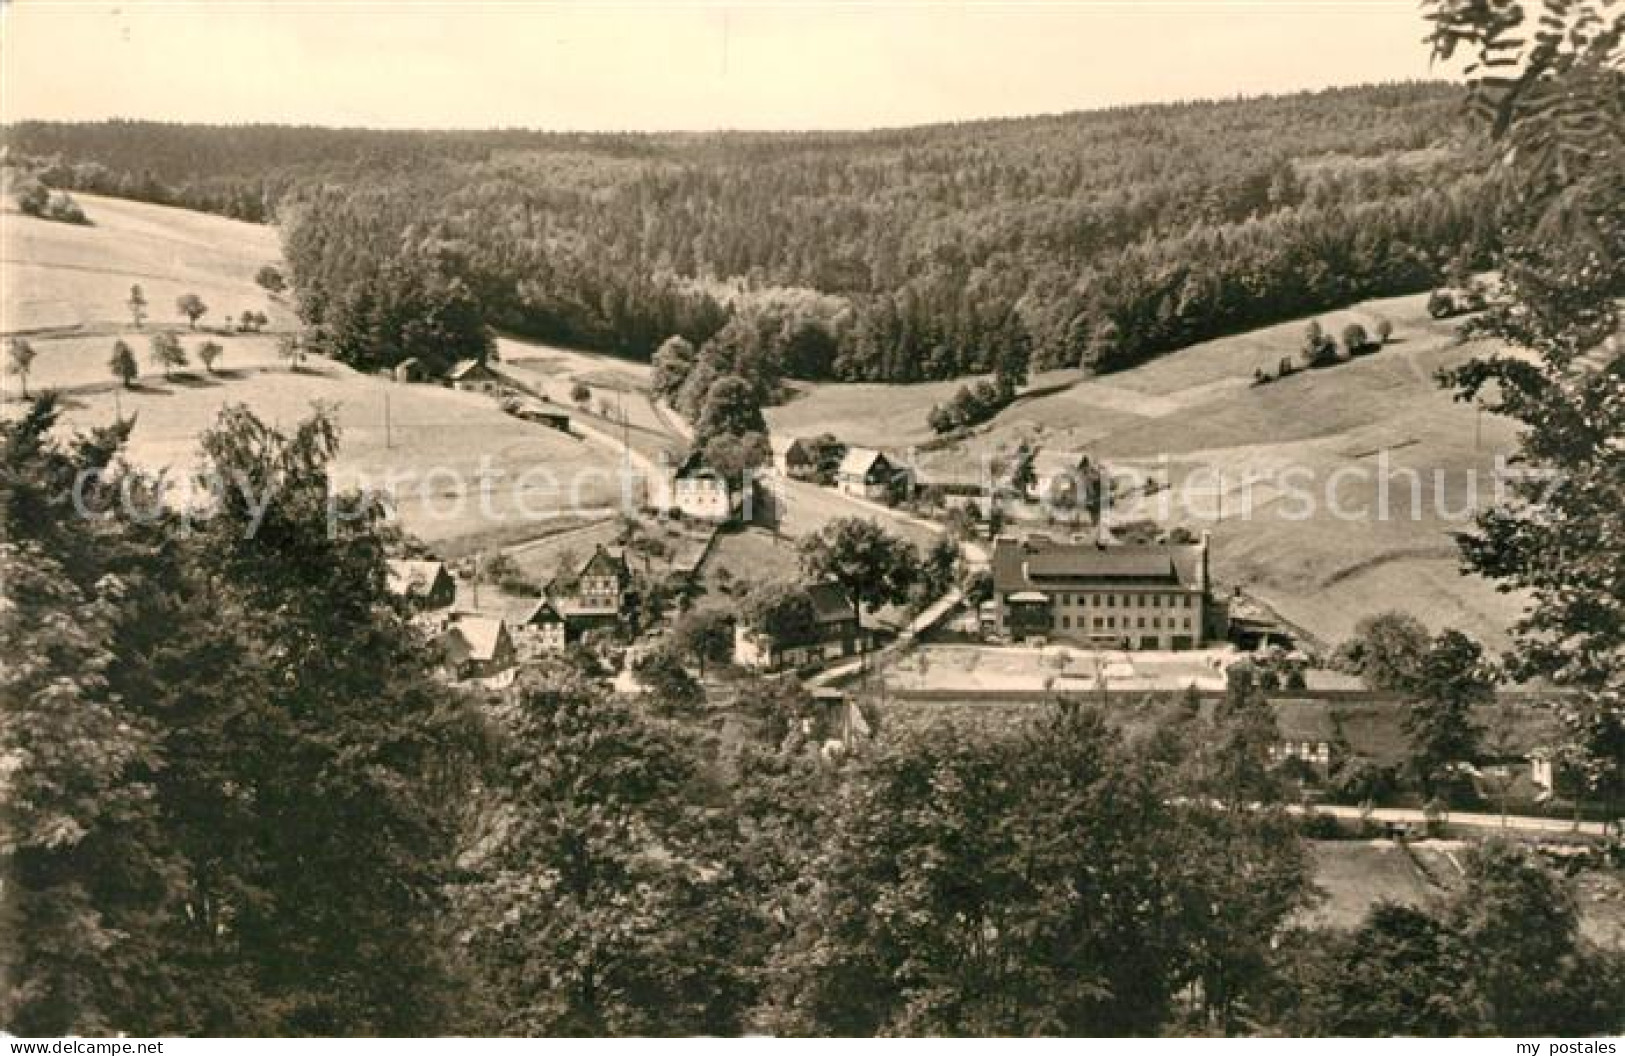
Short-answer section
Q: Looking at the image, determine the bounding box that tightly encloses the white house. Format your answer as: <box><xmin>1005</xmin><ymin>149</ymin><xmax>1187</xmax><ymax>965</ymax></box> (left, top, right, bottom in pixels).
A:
<box><xmin>670</xmin><ymin>449</ymin><xmax>734</xmax><ymax>521</ymax></box>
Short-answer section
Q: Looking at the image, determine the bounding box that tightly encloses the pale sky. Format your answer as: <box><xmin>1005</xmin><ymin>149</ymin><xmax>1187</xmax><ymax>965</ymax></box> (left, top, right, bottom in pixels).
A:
<box><xmin>1</xmin><ymin>1</ymin><xmax>1449</xmax><ymax>131</ymax></box>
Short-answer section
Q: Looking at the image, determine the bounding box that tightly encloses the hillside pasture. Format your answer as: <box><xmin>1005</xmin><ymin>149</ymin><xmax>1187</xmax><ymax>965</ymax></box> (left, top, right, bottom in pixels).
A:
<box><xmin>45</xmin><ymin>359</ymin><xmax>627</xmax><ymax>545</ymax></box>
<box><xmin>2</xmin><ymin>192</ymin><xmax>289</xmax><ymax>338</ymax></box>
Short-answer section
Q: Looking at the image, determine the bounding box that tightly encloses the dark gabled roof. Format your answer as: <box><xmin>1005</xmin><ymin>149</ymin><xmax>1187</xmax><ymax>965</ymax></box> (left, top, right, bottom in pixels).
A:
<box><xmin>672</xmin><ymin>448</ymin><xmax>719</xmax><ymax>480</ymax></box>
<box><xmin>446</xmin><ymin>358</ymin><xmax>496</xmax><ymax>380</ymax></box>
<box><xmin>386</xmin><ymin>558</ymin><xmax>451</xmax><ymax>596</ymax></box>
<box><xmin>579</xmin><ymin>544</ymin><xmax>629</xmax><ymax>579</ymax></box>
<box><xmin>838</xmin><ymin>447</ymin><xmax>895</xmax><ymax>479</ymax></box>
<box><xmin>807</xmin><ymin>581</ymin><xmax>855</xmax><ymax>624</ymax></box>
<box><xmin>991</xmin><ymin>536</ymin><xmax>1200</xmax><ymax>592</ymax></box>
<box><xmin>1272</xmin><ymin>700</ymin><xmax>1343</xmax><ymax>744</ymax></box>
<box><xmin>504</xmin><ymin>597</ymin><xmax>563</xmax><ymax>626</ymax></box>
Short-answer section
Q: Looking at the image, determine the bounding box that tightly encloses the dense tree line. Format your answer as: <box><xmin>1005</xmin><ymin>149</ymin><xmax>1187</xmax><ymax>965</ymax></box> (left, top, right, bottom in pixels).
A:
<box><xmin>9</xmin><ymin>82</ymin><xmax>1500</xmax><ymax>385</ymax></box>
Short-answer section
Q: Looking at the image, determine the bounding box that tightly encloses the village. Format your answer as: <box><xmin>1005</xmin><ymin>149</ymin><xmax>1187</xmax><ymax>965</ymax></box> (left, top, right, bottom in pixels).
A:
<box><xmin>363</xmin><ymin>349</ymin><xmax>1599</xmax><ymax>835</ymax></box>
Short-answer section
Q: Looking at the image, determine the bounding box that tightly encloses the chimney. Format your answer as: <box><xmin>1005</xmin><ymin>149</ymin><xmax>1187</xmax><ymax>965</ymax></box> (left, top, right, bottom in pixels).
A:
<box><xmin>1197</xmin><ymin>531</ymin><xmax>1211</xmax><ymax>593</ymax></box>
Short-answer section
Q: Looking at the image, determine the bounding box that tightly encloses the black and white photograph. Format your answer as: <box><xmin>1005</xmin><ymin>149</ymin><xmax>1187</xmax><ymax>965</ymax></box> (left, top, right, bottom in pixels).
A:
<box><xmin>1</xmin><ymin>0</ymin><xmax>1622</xmax><ymax>1041</ymax></box>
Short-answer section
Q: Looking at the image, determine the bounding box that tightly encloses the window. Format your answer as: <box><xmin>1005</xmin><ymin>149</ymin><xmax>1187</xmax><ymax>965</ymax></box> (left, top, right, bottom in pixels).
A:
<box><xmin>1137</xmin><ymin>617</ymin><xmax>1145</xmax><ymax>629</ymax></box>
<box><xmin>1062</xmin><ymin>616</ymin><xmax>1071</xmax><ymax>629</ymax></box>
<box><xmin>1152</xmin><ymin>617</ymin><xmax>1161</xmax><ymax>629</ymax></box>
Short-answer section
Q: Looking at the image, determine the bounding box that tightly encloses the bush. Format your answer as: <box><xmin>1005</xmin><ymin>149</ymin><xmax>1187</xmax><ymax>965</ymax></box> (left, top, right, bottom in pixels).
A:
<box><xmin>12</xmin><ymin>177</ymin><xmax>49</xmax><ymax>217</ymax></box>
<box><xmin>46</xmin><ymin>191</ymin><xmax>88</xmax><ymax>225</ymax></box>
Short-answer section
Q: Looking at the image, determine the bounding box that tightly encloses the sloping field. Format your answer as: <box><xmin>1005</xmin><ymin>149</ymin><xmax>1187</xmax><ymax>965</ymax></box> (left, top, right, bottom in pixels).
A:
<box><xmin>2</xmin><ymin>191</ymin><xmax>291</xmax><ymax>339</ymax></box>
<box><xmin>2</xmin><ymin>195</ymin><xmax>624</xmax><ymax>547</ymax></box>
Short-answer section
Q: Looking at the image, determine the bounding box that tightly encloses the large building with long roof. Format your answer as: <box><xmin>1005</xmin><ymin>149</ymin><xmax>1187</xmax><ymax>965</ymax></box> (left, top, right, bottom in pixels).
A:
<box><xmin>989</xmin><ymin>533</ymin><xmax>1212</xmax><ymax>650</ymax></box>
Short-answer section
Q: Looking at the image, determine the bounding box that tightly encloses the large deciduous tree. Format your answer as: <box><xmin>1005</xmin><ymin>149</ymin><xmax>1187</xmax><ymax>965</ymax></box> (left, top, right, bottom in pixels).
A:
<box><xmin>797</xmin><ymin>516</ymin><xmax>919</xmax><ymax>627</ymax></box>
<box><xmin>1426</xmin><ymin>0</ymin><xmax>1625</xmax><ymax>824</ymax></box>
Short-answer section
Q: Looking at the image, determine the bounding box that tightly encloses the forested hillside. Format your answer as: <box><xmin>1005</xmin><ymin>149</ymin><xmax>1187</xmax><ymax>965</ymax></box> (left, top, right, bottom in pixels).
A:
<box><xmin>5</xmin><ymin>82</ymin><xmax>1502</xmax><ymax>388</ymax></box>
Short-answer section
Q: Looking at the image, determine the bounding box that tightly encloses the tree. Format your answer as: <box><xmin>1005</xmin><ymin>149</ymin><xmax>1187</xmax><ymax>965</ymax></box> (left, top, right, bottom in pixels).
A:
<box><xmin>694</xmin><ymin>373</ymin><xmax>767</xmax><ymax>444</ymax></box>
<box><xmin>1426</xmin><ymin>0</ymin><xmax>1625</xmax><ymax>828</ymax></box>
<box><xmin>0</xmin><ymin>399</ymin><xmax>181</xmax><ymax>1035</ymax></box>
<box><xmin>1375</xmin><ymin>317</ymin><xmax>1393</xmax><ymax>344</ymax></box>
<box><xmin>570</xmin><ymin>380</ymin><xmax>591</xmax><ymax>408</ymax></box>
<box><xmin>457</xmin><ymin>675</ymin><xmax>755</xmax><ymax>1034</ymax></box>
<box><xmin>255</xmin><ymin>264</ymin><xmax>286</xmax><ymax>294</ymax></box>
<box><xmin>1403</xmin><ymin>630</ymin><xmax>1491</xmax><ymax>796</ymax></box>
<box><xmin>108</xmin><ymin>339</ymin><xmax>138</xmax><ymax>388</ymax></box>
<box><xmin>1</xmin><ymin>398</ymin><xmax>482</xmax><ymax>1034</ymax></box>
<box><xmin>763</xmin><ymin>704</ymin><xmax>1311</xmax><ymax>1035</ymax></box>
<box><xmin>740</xmin><ymin>581</ymin><xmax>818</xmax><ymax>647</ymax></box>
<box><xmin>175</xmin><ymin>292</ymin><xmax>208</xmax><ymax>329</ymax></box>
<box><xmin>1291</xmin><ymin>904</ymin><xmax>1471</xmax><ymax>1036</ymax></box>
<box><xmin>797</xmin><ymin>517</ymin><xmax>919</xmax><ymax>627</ymax></box>
<box><xmin>701</xmin><ymin>430</ymin><xmax>770</xmax><ymax>484</ymax></box>
<box><xmin>277</xmin><ymin>333</ymin><xmax>306</xmax><ymax>372</ymax></box>
<box><xmin>197</xmin><ymin>340</ymin><xmax>224</xmax><ymax>374</ymax></box>
<box><xmin>921</xmin><ymin>533</ymin><xmax>961</xmax><ymax>597</ymax></box>
<box><xmin>804</xmin><ymin>433</ymin><xmax>846</xmax><ymax>482</ymax></box>
<box><xmin>1447</xmin><ymin>840</ymin><xmax>1624</xmax><ymax>1036</ymax></box>
<box><xmin>1299</xmin><ymin>319</ymin><xmax>1336</xmax><ymax>369</ymax></box>
<box><xmin>671</xmin><ymin>607</ymin><xmax>734</xmax><ymax>676</ymax></box>
<box><xmin>1340</xmin><ymin>322</ymin><xmax>1370</xmax><ymax>356</ymax></box>
<box><xmin>6</xmin><ymin>337</ymin><xmax>38</xmax><ymax>397</ymax></box>
<box><xmin>1342</xmin><ymin>611</ymin><xmax>1431</xmax><ymax>693</ymax></box>
<box><xmin>148</xmin><ymin>331</ymin><xmax>186</xmax><ymax>379</ymax></box>
<box><xmin>126</xmin><ymin>283</ymin><xmax>147</xmax><ymax>328</ymax></box>
<box><xmin>650</xmin><ymin>334</ymin><xmax>696</xmax><ymax>397</ymax></box>
<box><xmin>12</xmin><ymin>175</ymin><xmax>49</xmax><ymax>216</ymax></box>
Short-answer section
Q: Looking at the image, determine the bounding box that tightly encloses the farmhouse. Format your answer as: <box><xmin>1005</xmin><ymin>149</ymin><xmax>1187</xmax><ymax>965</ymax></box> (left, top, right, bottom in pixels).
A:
<box><xmin>437</xmin><ymin>613</ymin><xmax>516</xmax><ymax>680</ymax></box>
<box><xmin>446</xmin><ymin>358</ymin><xmax>503</xmax><ymax>392</ymax></box>
<box><xmin>385</xmin><ymin>558</ymin><xmax>456</xmax><ymax>610</ymax></box>
<box><xmin>836</xmin><ymin>447</ymin><xmax>902</xmax><ymax>500</ymax></box>
<box><xmin>989</xmin><ymin>533</ymin><xmax>1211</xmax><ymax>650</ymax></box>
<box><xmin>503</xmin><ymin>597</ymin><xmax>567</xmax><ymax>655</ymax></box>
<box><xmin>669</xmin><ymin>449</ymin><xmax>735</xmax><ymax>521</ymax></box>
<box><xmin>1269</xmin><ymin>701</ymin><xmax>1342</xmax><ymax>774</ymax></box>
<box><xmin>549</xmin><ymin>544</ymin><xmax>634</xmax><ymax>638</ymax></box>
<box><xmin>734</xmin><ymin>582</ymin><xmax>871</xmax><ymax>672</ymax></box>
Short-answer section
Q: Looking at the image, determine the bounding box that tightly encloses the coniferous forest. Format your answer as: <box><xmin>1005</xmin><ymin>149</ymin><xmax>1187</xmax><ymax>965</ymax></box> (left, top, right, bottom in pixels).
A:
<box><xmin>7</xmin><ymin>82</ymin><xmax>1503</xmax><ymax>388</ymax></box>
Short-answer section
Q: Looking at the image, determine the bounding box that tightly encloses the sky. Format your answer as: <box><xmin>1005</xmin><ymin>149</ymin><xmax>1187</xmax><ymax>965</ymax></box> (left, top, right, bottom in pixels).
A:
<box><xmin>0</xmin><ymin>1</ymin><xmax>1451</xmax><ymax>132</ymax></box>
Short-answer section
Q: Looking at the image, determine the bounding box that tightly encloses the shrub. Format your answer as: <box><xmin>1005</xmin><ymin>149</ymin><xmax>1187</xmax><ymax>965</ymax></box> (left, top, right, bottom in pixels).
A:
<box><xmin>46</xmin><ymin>191</ymin><xmax>88</xmax><ymax>225</ymax></box>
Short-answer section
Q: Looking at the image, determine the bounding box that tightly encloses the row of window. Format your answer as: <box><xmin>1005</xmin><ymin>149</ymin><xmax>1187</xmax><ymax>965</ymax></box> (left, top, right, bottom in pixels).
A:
<box><xmin>1057</xmin><ymin>615</ymin><xmax>1194</xmax><ymax>631</ymax></box>
<box><xmin>1050</xmin><ymin>592</ymin><xmax>1196</xmax><ymax>609</ymax></box>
